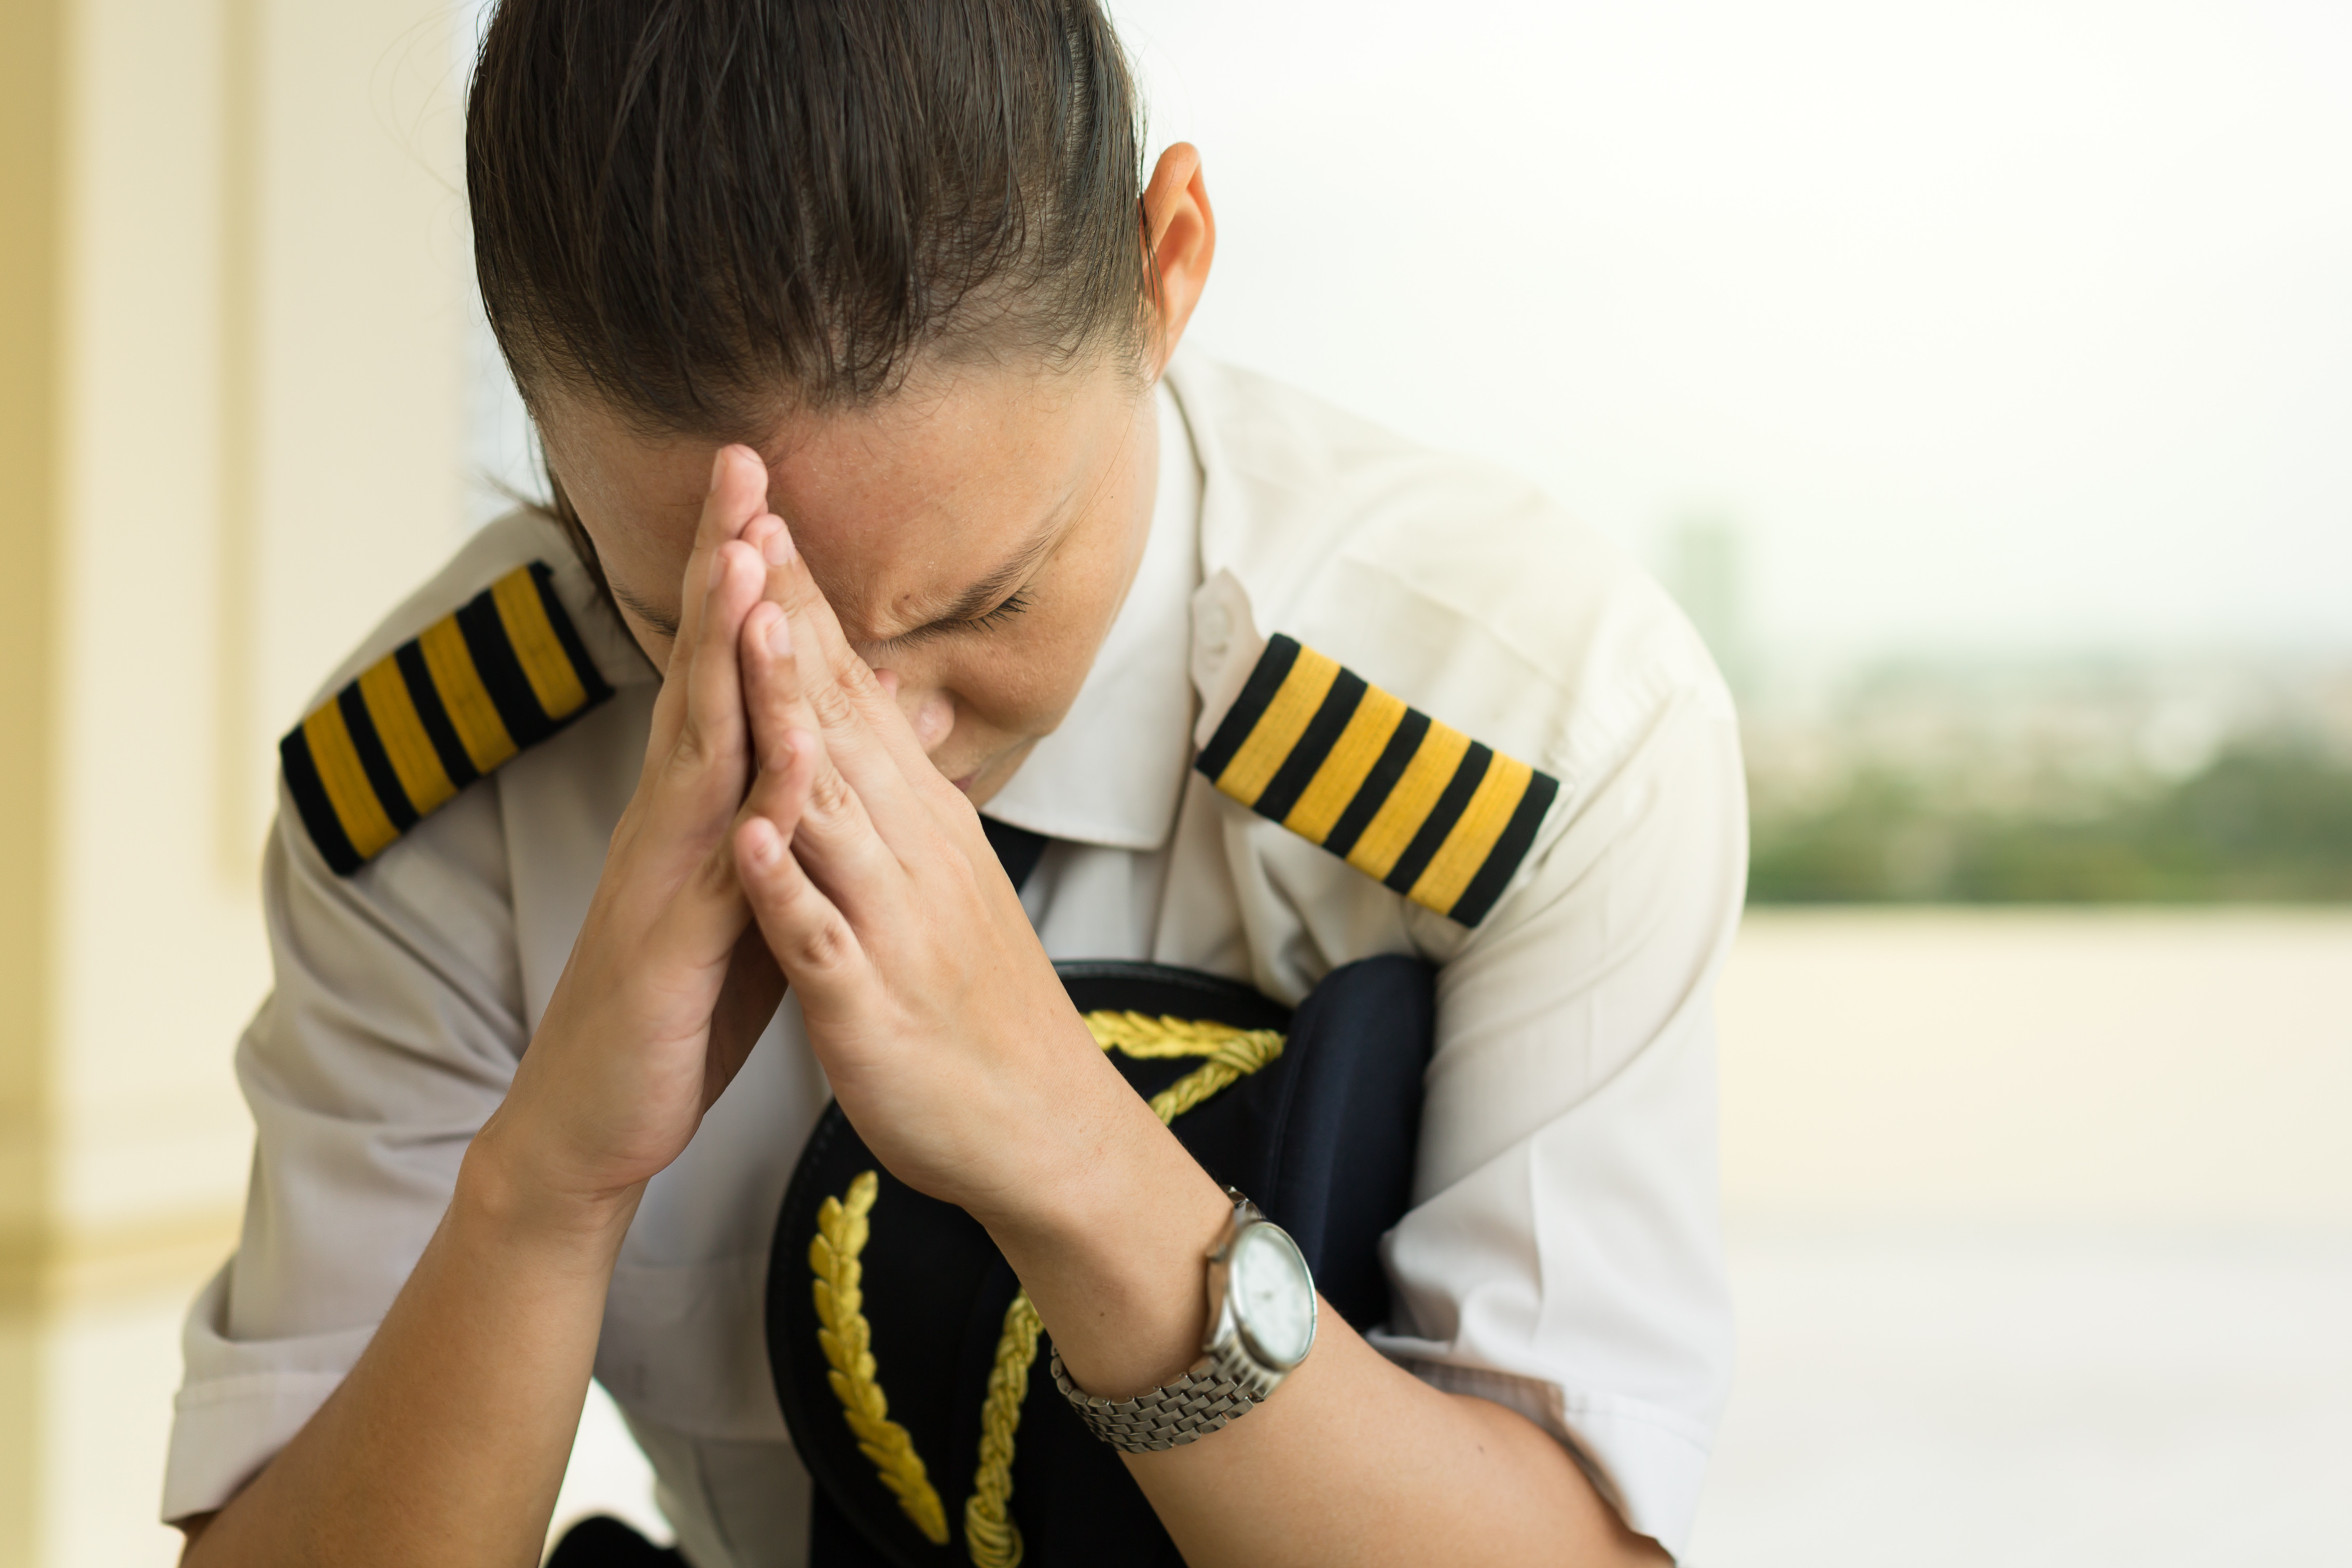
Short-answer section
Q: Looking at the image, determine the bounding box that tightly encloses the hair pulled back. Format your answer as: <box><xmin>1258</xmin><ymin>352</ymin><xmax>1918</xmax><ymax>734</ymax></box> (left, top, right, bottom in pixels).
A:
<box><xmin>467</xmin><ymin>0</ymin><xmax>1151</xmax><ymax>437</ymax></box>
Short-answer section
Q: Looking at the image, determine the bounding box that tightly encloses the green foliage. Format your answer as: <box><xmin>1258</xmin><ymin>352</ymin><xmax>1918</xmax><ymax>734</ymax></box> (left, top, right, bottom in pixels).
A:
<box><xmin>1748</xmin><ymin>744</ymin><xmax>2352</xmax><ymax>903</ymax></box>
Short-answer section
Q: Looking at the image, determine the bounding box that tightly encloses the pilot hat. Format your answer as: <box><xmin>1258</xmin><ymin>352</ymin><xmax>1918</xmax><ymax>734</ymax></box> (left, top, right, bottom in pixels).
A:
<box><xmin>767</xmin><ymin>955</ymin><xmax>1435</xmax><ymax>1568</ymax></box>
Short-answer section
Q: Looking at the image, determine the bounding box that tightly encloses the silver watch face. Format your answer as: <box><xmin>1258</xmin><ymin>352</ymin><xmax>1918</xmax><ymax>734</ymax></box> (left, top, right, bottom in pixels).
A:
<box><xmin>1230</xmin><ymin>1223</ymin><xmax>1318</xmax><ymax>1369</ymax></box>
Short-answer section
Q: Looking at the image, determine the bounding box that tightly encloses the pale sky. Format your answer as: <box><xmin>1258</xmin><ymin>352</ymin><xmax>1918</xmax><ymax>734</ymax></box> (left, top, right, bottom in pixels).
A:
<box><xmin>1109</xmin><ymin>0</ymin><xmax>2352</xmax><ymax>667</ymax></box>
<box><xmin>463</xmin><ymin>1</ymin><xmax>2352</xmax><ymax>669</ymax></box>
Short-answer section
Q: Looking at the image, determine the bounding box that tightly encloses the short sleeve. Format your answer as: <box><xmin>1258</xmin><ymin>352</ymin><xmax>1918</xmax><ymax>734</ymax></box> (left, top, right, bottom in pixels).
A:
<box><xmin>1369</xmin><ymin>684</ymin><xmax>1745</xmax><ymax>1561</ymax></box>
<box><xmin>161</xmin><ymin>768</ymin><xmax>525</xmax><ymax>1521</ymax></box>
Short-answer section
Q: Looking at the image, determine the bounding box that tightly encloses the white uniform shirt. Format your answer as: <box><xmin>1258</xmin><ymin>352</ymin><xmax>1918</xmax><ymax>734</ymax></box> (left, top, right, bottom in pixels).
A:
<box><xmin>166</xmin><ymin>353</ymin><xmax>1743</xmax><ymax>1562</ymax></box>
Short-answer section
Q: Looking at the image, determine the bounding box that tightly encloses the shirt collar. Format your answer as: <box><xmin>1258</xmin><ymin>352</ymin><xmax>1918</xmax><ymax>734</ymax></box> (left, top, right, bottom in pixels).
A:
<box><xmin>980</xmin><ymin>382</ymin><xmax>1203</xmax><ymax>852</ymax></box>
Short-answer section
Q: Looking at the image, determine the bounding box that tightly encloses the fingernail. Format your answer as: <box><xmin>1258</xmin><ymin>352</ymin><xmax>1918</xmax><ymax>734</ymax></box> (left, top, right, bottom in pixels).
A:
<box><xmin>767</xmin><ymin>613</ymin><xmax>792</xmax><ymax>656</ymax></box>
<box><xmin>710</xmin><ymin>449</ymin><xmax>728</xmax><ymax>493</ymax></box>
<box><xmin>761</xmin><ymin>521</ymin><xmax>793</xmax><ymax>566</ymax></box>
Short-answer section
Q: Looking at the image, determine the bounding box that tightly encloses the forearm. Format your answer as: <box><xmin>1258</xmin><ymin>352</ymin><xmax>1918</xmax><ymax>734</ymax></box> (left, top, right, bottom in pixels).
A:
<box><xmin>989</xmin><ymin>1092</ymin><xmax>1664</xmax><ymax>1568</ymax></box>
<box><xmin>1132</xmin><ymin>1326</ymin><xmax>1664</xmax><ymax>1568</ymax></box>
<box><xmin>181</xmin><ymin>1126</ymin><xmax>633</xmax><ymax>1568</ymax></box>
<box><xmin>178</xmin><ymin>456</ymin><xmax>787</xmax><ymax>1565</ymax></box>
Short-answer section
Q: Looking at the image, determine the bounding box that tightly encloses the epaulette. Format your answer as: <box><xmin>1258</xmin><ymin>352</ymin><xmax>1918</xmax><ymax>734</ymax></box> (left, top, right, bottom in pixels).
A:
<box><xmin>1196</xmin><ymin>635</ymin><xmax>1560</xmax><ymax>927</ymax></box>
<box><xmin>280</xmin><ymin>561</ymin><xmax>613</xmax><ymax>875</ymax></box>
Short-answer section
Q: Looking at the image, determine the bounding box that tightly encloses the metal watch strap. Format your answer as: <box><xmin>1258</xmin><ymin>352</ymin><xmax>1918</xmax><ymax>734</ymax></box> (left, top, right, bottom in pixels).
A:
<box><xmin>1047</xmin><ymin>1338</ymin><xmax>1270</xmax><ymax>1453</ymax></box>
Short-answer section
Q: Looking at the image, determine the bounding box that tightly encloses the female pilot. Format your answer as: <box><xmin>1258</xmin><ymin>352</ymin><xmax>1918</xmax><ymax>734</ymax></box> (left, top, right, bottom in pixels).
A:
<box><xmin>167</xmin><ymin>2</ymin><xmax>1741</xmax><ymax>1563</ymax></box>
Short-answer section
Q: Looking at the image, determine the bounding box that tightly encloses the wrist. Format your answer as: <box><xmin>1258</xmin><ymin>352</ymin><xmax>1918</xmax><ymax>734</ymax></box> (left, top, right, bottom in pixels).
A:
<box><xmin>981</xmin><ymin>1072</ymin><xmax>1231</xmax><ymax>1397</ymax></box>
<box><xmin>983</xmin><ymin>1052</ymin><xmax>1216</xmax><ymax>1254</ymax></box>
<box><xmin>457</xmin><ymin>1111</ymin><xmax>644</xmax><ymax>1269</ymax></box>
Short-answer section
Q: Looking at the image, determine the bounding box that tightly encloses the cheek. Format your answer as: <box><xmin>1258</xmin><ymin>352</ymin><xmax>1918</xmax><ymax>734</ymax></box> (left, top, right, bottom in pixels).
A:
<box><xmin>901</xmin><ymin>441</ymin><xmax>1150</xmax><ymax>756</ymax></box>
<box><xmin>900</xmin><ymin>591</ymin><xmax>1111</xmax><ymax>757</ymax></box>
<box><xmin>942</xmin><ymin>629</ymin><xmax>1093</xmax><ymax>737</ymax></box>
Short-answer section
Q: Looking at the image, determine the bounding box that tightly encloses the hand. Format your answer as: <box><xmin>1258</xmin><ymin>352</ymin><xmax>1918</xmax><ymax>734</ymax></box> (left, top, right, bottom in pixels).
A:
<box><xmin>476</xmin><ymin>448</ymin><xmax>792</xmax><ymax>1226</ymax></box>
<box><xmin>722</xmin><ymin>520</ymin><xmax>1136</xmax><ymax>1227</ymax></box>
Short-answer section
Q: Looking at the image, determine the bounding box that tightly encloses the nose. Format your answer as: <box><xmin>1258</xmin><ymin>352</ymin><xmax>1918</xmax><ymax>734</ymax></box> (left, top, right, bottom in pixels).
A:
<box><xmin>871</xmin><ymin>669</ymin><xmax>956</xmax><ymax>754</ymax></box>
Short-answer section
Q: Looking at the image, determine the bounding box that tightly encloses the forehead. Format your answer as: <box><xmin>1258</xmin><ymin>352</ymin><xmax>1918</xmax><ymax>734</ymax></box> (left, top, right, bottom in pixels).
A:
<box><xmin>541</xmin><ymin>366</ymin><xmax>1129</xmax><ymax>631</ymax></box>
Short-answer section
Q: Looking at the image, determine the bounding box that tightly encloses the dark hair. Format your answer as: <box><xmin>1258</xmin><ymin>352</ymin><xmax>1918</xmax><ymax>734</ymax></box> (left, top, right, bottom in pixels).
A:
<box><xmin>467</xmin><ymin>0</ymin><xmax>1152</xmax><ymax>438</ymax></box>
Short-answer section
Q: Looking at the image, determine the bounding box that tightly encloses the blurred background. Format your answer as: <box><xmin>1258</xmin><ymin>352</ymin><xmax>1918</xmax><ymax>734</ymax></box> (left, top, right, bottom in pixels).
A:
<box><xmin>2</xmin><ymin>1</ymin><xmax>2345</xmax><ymax>1564</ymax></box>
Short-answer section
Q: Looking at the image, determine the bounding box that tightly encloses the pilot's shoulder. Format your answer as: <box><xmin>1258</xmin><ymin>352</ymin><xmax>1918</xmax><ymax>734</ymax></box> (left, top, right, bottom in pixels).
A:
<box><xmin>1177</xmin><ymin>363</ymin><xmax>1731</xmax><ymax>928</ymax></box>
<box><xmin>277</xmin><ymin>510</ymin><xmax>639</xmax><ymax>877</ymax></box>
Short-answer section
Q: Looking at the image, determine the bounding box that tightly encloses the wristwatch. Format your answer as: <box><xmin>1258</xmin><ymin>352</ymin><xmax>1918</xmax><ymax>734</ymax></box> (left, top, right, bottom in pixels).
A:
<box><xmin>1050</xmin><ymin>1188</ymin><xmax>1318</xmax><ymax>1453</ymax></box>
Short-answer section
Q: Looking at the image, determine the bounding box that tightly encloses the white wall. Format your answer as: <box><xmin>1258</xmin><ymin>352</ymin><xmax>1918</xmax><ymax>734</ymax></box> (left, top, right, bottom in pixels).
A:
<box><xmin>7</xmin><ymin>1</ymin><xmax>474</xmax><ymax>1563</ymax></box>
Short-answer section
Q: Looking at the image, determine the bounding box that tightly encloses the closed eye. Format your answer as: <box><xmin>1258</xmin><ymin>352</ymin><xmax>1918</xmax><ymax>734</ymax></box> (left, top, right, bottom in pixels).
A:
<box><xmin>967</xmin><ymin>588</ymin><xmax>1035</xmax><ymax>630</ymax></box>
<box><xmin>879</xmin><ymin>510</ymin><xmax>1066</xmax><ymax>648</ymax></box>
<box><xmin>886</xmin><ymin>586</ymin><xmax>1036</xmax><ymax>648</ymax></box>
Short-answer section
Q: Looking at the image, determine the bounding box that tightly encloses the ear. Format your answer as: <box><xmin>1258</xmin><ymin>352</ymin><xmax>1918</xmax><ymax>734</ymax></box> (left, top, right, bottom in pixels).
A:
<box><xmin>1141</xmin><ymin>142</ymin><xmax>1216</xmax><ymax>374</ymax></box>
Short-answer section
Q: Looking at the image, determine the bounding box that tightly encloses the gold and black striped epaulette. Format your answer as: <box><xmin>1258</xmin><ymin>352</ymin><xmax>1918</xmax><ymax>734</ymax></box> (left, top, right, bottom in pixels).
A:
<box><xmin>280</xmin><ymin>561</ymin><xmax>613</xmax><ymax>875</ymax></box>
<box><xmin>1196</xmin><ymin>635</ymin><xmax>1560</xmax><ymax>927</ymax></box>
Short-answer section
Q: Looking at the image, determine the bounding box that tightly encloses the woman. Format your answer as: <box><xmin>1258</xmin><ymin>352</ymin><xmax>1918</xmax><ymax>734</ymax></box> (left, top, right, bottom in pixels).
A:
<box><xmin>167</xmin><ymin>2</ymin><xmax>1740</xmax><ymax>1563</ymax></box>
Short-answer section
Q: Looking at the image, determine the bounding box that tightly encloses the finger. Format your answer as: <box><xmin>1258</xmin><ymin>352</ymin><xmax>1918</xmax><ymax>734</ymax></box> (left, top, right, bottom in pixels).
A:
<box><xmin>784</xmin><ymin>537</ymin><xmax>943</xmax><ymax>792</ymax></box>
<box><xmin>734</xmin><ymin>753</ymin><xmax>870</xmax><ymax>985</ymax></box>
<box><xmin>751</xmin><ymin>519</ymin><xmax>945</xmax><ymax>815</ymax></box>
<box><xmin>738</xmin><ymin>553</ymin><xmax>927</xmax><ymax>840</ymax></box>
<box><xmin>741</xmin><ymin>613</ymin><xmax>906</xmax><ymax>896</ymax></box>
<box><xmin>740</xmin><ymin>512</ymin><xmax>784</xmax><ymax>564</ymax></box>
<box><xmin>648</xmin><ymin>445</ymin><xmax>771</xmax><ymax>755</ymax></box>
<box><xmin>666</xmin><ymin>536</ymin><xmax>766</xmax><ymax>792</ymax></box>
<box><xmin>614</xmin><ymin>535</ymin><xmax>768</xmax><ymax>870</ymax></box>
<box><xmin>673</xmin><ymin>446</ymin><xmax>771</xmax><ymax>660</ymax></box>
<box><xmin>631</xmin><ymin>825</ymin><xmax>760</xmax><ymax>994</ymax></box>
<box><xmin>631</xmin><ymin>574</ymin><xmax>794</xmax><ymax>979</ymax></box>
